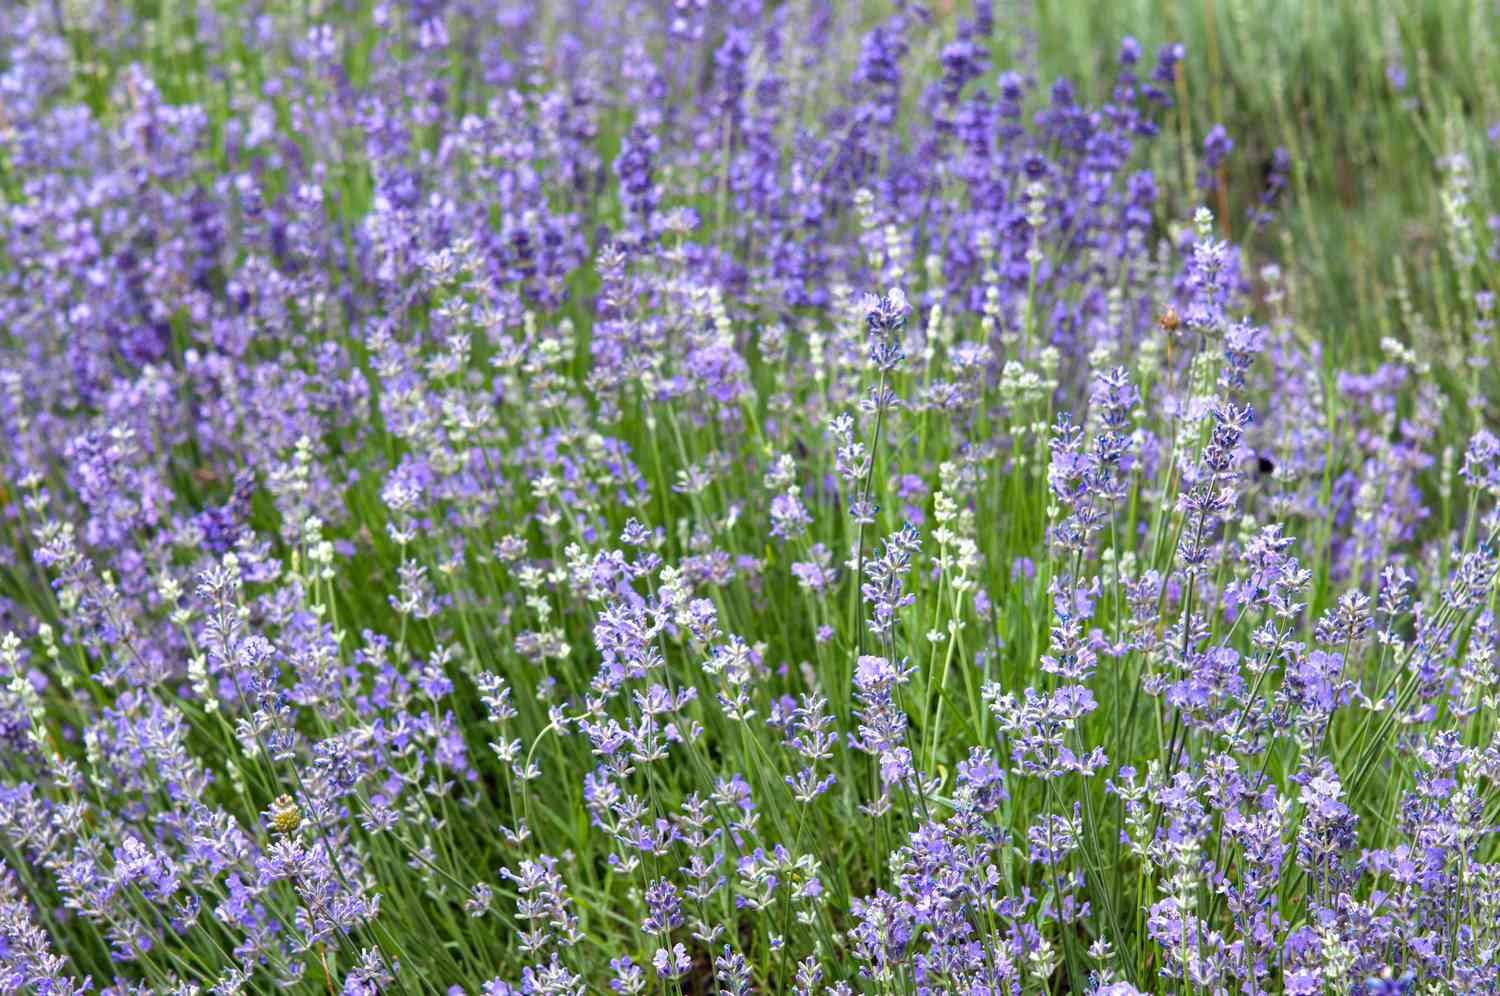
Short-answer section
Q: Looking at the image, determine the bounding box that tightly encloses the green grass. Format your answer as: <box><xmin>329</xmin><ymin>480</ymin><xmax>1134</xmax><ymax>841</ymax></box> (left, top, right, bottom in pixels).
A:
<box><xmin>1033</xmin><ymin>0</ymin><xmax>1498</xmax><ymax>373</ymax></box>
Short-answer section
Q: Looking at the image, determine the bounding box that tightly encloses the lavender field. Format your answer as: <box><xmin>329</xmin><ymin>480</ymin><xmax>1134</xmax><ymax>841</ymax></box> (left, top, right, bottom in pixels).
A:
<box><xmin>1</xmin><ymin>1</ymin><xmax>1498</xmax><ymax>993</ymax></box>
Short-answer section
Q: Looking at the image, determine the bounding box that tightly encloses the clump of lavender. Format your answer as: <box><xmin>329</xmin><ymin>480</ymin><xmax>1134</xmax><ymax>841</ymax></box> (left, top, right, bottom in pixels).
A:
<box><xmin>0</xmin><ymin>2</ymin><xmax>1496</xmax><ymax>994</ymax></box>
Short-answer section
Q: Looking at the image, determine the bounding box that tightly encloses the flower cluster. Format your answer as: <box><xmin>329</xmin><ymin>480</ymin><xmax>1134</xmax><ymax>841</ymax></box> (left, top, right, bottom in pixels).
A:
<box><xmin>0</xmin><ymin>2</ymin><xmax>1496</xmax><ymax>994</ymax></box>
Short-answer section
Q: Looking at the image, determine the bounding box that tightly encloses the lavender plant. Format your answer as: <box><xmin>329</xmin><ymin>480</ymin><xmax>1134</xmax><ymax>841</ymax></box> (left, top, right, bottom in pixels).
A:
<box><xmin>0</xmin><ymin>2</ymin><xmax>1496</xmax><ymax>994</ymax></box>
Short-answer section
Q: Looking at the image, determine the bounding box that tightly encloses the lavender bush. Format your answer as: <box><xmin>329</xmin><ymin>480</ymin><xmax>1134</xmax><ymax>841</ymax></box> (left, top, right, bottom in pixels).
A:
<box><xmin>0</xmin><ymin>2</ymin><xmax>1496</xmax><ymax>994</ymax></box>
